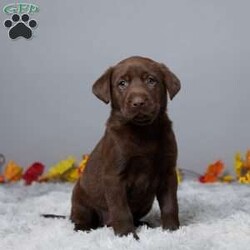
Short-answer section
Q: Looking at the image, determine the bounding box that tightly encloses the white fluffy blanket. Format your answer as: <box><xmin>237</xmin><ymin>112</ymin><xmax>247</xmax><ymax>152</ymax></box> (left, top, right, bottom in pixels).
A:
<box><xmin>1</xmin><ymin>181</ymin><xmax>250</xmax><ymax>250</ymax></box>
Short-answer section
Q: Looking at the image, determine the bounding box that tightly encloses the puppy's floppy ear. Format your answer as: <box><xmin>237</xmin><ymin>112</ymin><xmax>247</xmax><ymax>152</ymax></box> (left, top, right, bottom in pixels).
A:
<box><xmin>160</xmin><ymin>63</ymin><xmax>181</xmax><ymax>100</ymax></box>
<box><xmin>92</xmin><ymin>67</ymin><xmax>113</xmax><ymax>104</ymax></box>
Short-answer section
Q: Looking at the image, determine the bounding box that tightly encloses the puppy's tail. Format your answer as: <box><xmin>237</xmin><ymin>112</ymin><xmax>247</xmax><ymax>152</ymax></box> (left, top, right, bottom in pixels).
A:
<box><xmin>41</xmin><ymin>214</ymin><xmax>67</xmax><ymax>219</ymax></box>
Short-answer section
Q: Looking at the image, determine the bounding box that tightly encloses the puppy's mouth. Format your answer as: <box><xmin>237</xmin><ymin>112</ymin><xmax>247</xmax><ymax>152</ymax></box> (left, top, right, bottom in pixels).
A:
<box><xmin>121</xmin><ymin>106</ymin><xmax>160</xmax><ymax>126</ymax></box>
<box><xmin>131</xmin><ymin>113</ymin><xmax>155</xmax><ymax>126</ymax></box>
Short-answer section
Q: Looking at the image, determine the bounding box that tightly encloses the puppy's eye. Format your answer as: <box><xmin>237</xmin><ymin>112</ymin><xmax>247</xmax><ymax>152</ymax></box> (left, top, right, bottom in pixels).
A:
<box><xmin>146</xmin><ymin>76</ymin><xmax>157</xmax><ymax>86</ymax></box>
<box><xmin>118</xmin><ymin>80</ymin><xmax>128</xmax><ymax>89</ymax></box>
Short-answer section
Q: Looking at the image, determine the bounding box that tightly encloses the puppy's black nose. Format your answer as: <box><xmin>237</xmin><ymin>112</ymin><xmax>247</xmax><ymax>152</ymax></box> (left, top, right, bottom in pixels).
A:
<box><xmin>131</xmin><ymin>96</ymin><xmax>146</xmax><ymax>108</ymax></box>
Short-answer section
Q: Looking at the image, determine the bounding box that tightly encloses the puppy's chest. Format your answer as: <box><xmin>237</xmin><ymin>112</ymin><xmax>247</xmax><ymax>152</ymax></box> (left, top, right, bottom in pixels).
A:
<box><xmin>124</xmin><ymin>155</ymin><xmax>158</xmax><ymax>195</ymax></box>
<box><xmin>124</xmin><ymin>133</ymin><xmax>160</xmax><ymax>156</ymax></box>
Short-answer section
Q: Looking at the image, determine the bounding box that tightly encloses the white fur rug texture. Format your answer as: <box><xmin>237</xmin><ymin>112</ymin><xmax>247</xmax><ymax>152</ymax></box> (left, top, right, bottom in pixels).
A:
<box><xmin>0</xmin><ymin>181</ymin><xmax>250</xmax><ymax>250</ymax></box>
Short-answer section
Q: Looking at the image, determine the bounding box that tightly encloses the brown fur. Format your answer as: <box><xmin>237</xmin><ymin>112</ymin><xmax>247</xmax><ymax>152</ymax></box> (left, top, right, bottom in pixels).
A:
<box><xmin>70</xmin><ymin>56</ymin><xmax>181</xmax><ymax>239</ymax></box>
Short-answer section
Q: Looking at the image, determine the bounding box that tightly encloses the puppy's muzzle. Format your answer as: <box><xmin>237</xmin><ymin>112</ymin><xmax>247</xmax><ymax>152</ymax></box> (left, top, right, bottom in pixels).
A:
<box><xmin>124</xmin><ymin>94</ymin><xmax>157</xmax><ymax>125</ymax></box>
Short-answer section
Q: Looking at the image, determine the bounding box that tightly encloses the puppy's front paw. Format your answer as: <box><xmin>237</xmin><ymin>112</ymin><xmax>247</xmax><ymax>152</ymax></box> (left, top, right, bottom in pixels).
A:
<box><xmin>113</xmin><ymin>223</ymin><xmax>139</xmax><ymax>240</ymax></box>
<box><xmin>115</xmin><ymin>228</ymin><xmax>139</xmax><ymax>240</ymax></box>
<box><xmin>162</xmin><ymin>218</ymin><xmax>180</xmax><ymax>231</ymax></box>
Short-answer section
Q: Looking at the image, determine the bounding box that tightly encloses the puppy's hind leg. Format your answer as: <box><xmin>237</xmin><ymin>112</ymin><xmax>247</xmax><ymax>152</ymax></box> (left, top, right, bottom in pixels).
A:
<box><xmin>70</xmin><ymin>203</ymin><xmax>100</xmax><ymax>231</ymax></box>
<box><xmin>70</xmin><ymin>180</ymin><xmax>101</xmax><ymax>231</ymax></box>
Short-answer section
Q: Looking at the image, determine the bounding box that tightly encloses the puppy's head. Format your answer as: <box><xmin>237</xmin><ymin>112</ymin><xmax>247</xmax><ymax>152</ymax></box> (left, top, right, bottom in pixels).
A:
<box><xmin>92</xmin><ymin>56</ymin><xmax>181</xmax><ymax>125</ymax></box>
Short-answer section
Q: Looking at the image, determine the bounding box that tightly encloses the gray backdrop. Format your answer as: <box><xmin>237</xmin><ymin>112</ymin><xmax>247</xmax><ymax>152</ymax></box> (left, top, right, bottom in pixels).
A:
<box><xmin>0</xmin><ymin>0</ymin><xmax>249</xmax><ymax>173</ymax></box>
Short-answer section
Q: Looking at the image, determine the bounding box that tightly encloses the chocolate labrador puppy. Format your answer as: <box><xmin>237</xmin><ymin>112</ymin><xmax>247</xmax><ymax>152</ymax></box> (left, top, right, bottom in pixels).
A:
<box><xmin>70</xmin><ymin>56</ymin><xmax>181</xmax><ymax>239</ymax></box>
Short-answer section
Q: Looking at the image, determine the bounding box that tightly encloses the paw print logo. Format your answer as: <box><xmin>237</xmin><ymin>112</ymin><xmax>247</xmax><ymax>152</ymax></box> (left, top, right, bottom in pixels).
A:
<box><xmin>4</xmin><ymin>14</ymin><xmax>37</xmax><ymax>40</ymax></box>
